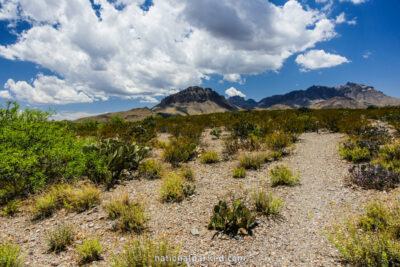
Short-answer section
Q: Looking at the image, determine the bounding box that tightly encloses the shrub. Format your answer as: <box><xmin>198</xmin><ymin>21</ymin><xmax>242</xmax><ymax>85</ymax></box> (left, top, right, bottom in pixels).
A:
<box><xmin>378</xmin><ymin>142</ymin><xmax>400</xmax><ymax>171</ymax></box>
<box><xmin>76</xmin><ymin>237</ymin><xmax>103</xmax><ymax>264</ymax></box>
<box><xmin>232</xmin><ymin>167</ymin><xmax>246</xmax><ymax>178</ymax></box>
<box><xmin>180</xmin><ymin>166</ymin><xmax>194</xmax><ymax>181</ymax></box>
<box><xmin>270</xmin><ymin>165</ymin><xmax>300</xmax><ymax>187</ymax></box>
<box><xmin>348</xmin><ymin>164</ymin><xmax>400</xmax><ymax>191</ymax></box>
<box><xmin>163</xmin><ymin>138</ymin><xmax>196</xmax><ymax>167</ymax></box>
<box><xmin>232</xmin><ymin>121</ymin><xmax>256</xmax><ymax>139</ymax></box>
<box><xmin>252</xmin><ymin>190</ymin><xmax>284</xmax><ymax>216</ymax></box>
<box><xmin>0</xmin><ymin>241</ymin><xmax>24</xmax><ymax>267</ymax></box>
<box><xmin>210</xmin><ymin>128</ymin><xmax>222</xmax><ymax>139</ymax></box>
<box><xmin>239</xmin><ymin>154</ymin><xmax>263</xmax><ymax>170</ymax></box>
<box><xmin>1</xmin><ymin>200</ymin><xmax>19</xmax><ymax>217</ymax></box>
<box><xmin>222</xmin><ymin>137</ymin><xmax>240</xmax><ymax>158</ymax></box>
<box><xmin>64</xmin><ymin>184</ymin><xmax>101</xmax><ymax>212</ymax></box>
<box><xmin>339</xmin><ymin>140</ymin><xmax>371</xmax><ymax>163</ymax></box>
<box><xmin>265</xmin><ymin>131</ymin><xmax>292</xmax><ymax>152</ymax></box>
<box><xmin>327</xmin><ymin>200</ymin><xmax>400</xmax><ymax>266</ymax></box>
<box><xmin>105</xmin><ymin>195</ymin><xmax>148</xmax><ymax>233</ymax></box>
<box><xmin>32</xmin><ymin>192</ymin><xmax>58</xmax><ymax>219</ymax></box>
<box><xmin>208</xmin><ymin>199</ymin><xmax>256</xmax><ymax>235</ymax></box>
<box><xmin>182</xmin><ymin>182</ymin><xmax>196</xmax><ymax>197</ymax></box>
<box><xmin>200</xmin><ymin>150</ymin><xmax>220</xmax><ymax>164</ymax></box>
<box><xmin>159</xmin><ymin>173</ymin><xmax>185</xmax><ymax>203</ymax></box>
<box><xmin>112</xmin><ymin>238</ymin><xmax>183</xmax><ymax>267</ymax></box>
<box><xmin>138</xmin><ymin>159</ymin><xmax>162</xmax><ymax>179</ymax></box>
<box><xmin>45</xmin><ymin>224</ymin><xmax>74</xmax><ymax>252</ymax></box>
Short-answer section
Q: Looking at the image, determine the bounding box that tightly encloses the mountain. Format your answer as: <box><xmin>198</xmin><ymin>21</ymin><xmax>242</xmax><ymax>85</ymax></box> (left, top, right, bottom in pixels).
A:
<box><xmin>74</xmin><ymin>107</ymin><xmax>154</xmax><ymax>123</ymax></box>
<box><xmin>256</xmin><ymin>82</ymin><xmax>400</xmax><ymax>109</ymax></box>
<box><xmin>152</xmin><ymin>86</ymin><xmax>241</xmax><ymax>116</ymax></box>
<box><xmin>228</xmin><ymin>96</ymin><xmax>258</xmax><ymax>110</ymax></box>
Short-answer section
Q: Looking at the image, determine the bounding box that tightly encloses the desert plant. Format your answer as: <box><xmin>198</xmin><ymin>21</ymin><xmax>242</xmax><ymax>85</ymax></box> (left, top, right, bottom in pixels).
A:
<box><xmin>180</xmin><ymin>166</ymin><xmax>194</xmax><ymax>181</ymax></box>
<box><xmin>182</xmin><ymin>182</ymin><xmax>196</xmax><ymax>197</ymax></box>
<box><xmin>208</xmin><ymin>199</ymin><xmax>256</xmax><ymax>235</ymax></box>
<box><xmin>163</xmin><ymin>138</ymin><xmax>196</xmax><ymax>167</ymax></box>
<box><xmin>45</xmin><ymin>224</ymin><xmax>74</xmax><ymax>252</ymax></box>
<box><xmin>378</xmin><ymin>142</ymin><xmax>400</xmax><ymax>171</ymax></box>
<box><xmin>232</xmin><ymin>121</ymin><xmax>256</xmax><ymax>139</ymax></box>
<box><xmin>64</xmin><ymin>184</ymin><xmax>101</xmax><ymax>212</ymax></box>
<box><xmin>1</xmin><ymin>200</ymin><xmax>19</xmax><ymax>217</ymax></box>
<box><xmin>138</xmin><ymin>159</ymin><xmax>162</xmax><ymax>179</ymax></box>
<box><xmin>112</xmin><ymin>237</ymin><xmax>183</xmax><ymax>267</ymax></box>
<box><xmin>348</xmin><ymin>164</ymin><xmax>400</xmax><ymax>191</ymax></box>
<box><xmin>270</xmin><ymin>165</ymin><xmax>300</xmax><ymax>187</ymax></box>
<box><xmin>252</xmin><ymin>190</ymin><xmax>284</xmax><ymax>216</ymax></box>
<box><xmin>159</xmin><ymin>173</ymin><xmax>185</xmax><ymax>203</ymax></box>
<box><xmin>210</xmin><ymin>128</ymin><xmax>222</xmax><ymax>139</ymax></box>
<box><xmin>239</xmin><ymin>154</ymin><xmax>263</xmax><ymax>170</ymax></box>
<box><xmin>76</xmin><ymin>237</ymin><xmax>103</xmax><ymax>264</ymax></box>
<box><xmin>200</xmin><ymin>150</ymin><xmax>220</xmax><ymax>164</ymax></box>
<box><xmin>232</xmin><ymin>167</ymin><xmax>246</xmax><ymax>178</ymax></box>
<box><xmin>265</xmin><ymin>131</ymin><xmax>292</xmax><ymax>152</ymax></box>
<box><xmin>339</xmin><ymin>140</ymin><xmax>371</xmax><ymax>163</ymax></box>
<box><xmin>0</xmin><ymin>241</ymin><xmax>24</xmax><ymax>267</ymax></box>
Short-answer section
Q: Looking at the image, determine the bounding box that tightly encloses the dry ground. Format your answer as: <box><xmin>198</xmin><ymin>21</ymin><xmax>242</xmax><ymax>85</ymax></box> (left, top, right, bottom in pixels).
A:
<box><xmin>1</xmin><ymin>131</ymin><xmax>398</xmax><ymax>266</ymax></box>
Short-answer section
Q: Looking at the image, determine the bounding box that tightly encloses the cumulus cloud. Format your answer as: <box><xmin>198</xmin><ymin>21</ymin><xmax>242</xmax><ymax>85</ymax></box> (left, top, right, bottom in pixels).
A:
<box><xmin>335</xmin><ymin>12</ymin><xmax>357</xmax><ymax>25</ymax></box>
<box><xmin>363</xmin><ymin>51</ymin><xmax>372</xmax><ymax>59</ymax></box>
<box><xmin>225</xmin><ymin>87</ymin><xmax>246</xmax><ymax>98</ymax></box>
<box><xmin>51</xmin><ymin>111</ymin><xmax>103</xmax><ymax>121</ymax></box>
<box><xmin>295</xmin><ymin>49</ymin><xmax>350</xmax><ymax>71</ymax></box>
<box><xmin>339</xmin><ymin>0</ymin><xmax>368</xmax><ymax>4</ymax></box>
<box><xmin>0</xmin><ymin>90</ymin><xmax>11</xmax><ymax>99</ymax></box>
<box><xmin>0</xmin><ymin>0</ymin><xmax>340</xmax><ymax>104</ymax></box>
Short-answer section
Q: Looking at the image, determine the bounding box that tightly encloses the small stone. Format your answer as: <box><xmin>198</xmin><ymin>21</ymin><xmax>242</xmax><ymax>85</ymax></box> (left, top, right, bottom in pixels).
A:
<box><xmin>76</xmin><ymin>240</ymin><xmax>83</xmax><ymax>245</ymax></box>
<box><xmin>88</xmin><ymin>223</ymin><xmax>94</xmax><ymax>228</ymax></box>
<box><xmin>190</xmin><ymin>228</ymin><xmax>200</xmax><ymax>236</ymax></box>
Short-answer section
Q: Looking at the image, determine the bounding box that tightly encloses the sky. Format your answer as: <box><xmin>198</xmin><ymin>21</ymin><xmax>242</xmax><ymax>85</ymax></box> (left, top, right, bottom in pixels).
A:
<box><xmin>0</xmin><ymin>0</ymin><xmax>399</xmax><ymax>120</ymax></box>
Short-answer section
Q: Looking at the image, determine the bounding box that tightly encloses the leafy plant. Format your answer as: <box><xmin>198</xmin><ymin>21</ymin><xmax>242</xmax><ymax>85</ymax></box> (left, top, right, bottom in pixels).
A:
<box><xmin>1</xmin><ymin>200</ymin><xmax>19</xmax><ymax>217</ymax></box>
<box><xmin>232</xmin><ymin>121</ymin><xmax>256</xmax><ymax>139</ymax></box>
<box><xmin>339</xmin><ymin>140</ymin><xmax>371</xmax><ymax>163</ymax></box>
<box><xmin>112</xmin><ymin>237</ymin><xmax>183</xmax><ymax>267</ymax></box>
<box><xmin>0</xmin><ymin>241</ymin><xmax>24</xmax><ymax>267</ymax></box>
<box><xmin>251</xmin><ymin>190</ymin><xmax>284</xmax><ymax>216</ymax></box>
<box><xmin>208</xmin><ymin>199</ymin><xmax>256</xmax><ymax>235</ymax></box>
<box><xmin>159</xmin><ymin>173</ymin><xmax>185</xmax><ymax>203</ymax></box>
<box><xmin>200</xmin><ymin>150</ymin><xmax>220</xmax><ymax>164</ymax></box>
<box><xmin>76</xmin><ymin>237</ymin><xmax>103</xmax><ymax>264</ymax></box>
<box><xmin>45</xmin><ymin>224</ymin><xmax>74</xmax><ymax>252</ymax></box>
<box><xmin>348</xmin><ymin>164</ymin><xmax>400</xmax><ymax>191</ymax></box>
<box><xmin>163</xmin><ymin>138</ymin><xmax>196</xmax><ymax>167</ymax></box>
<box><xmin>210</xmin><ymin>128</ymin><xmax>222</xmax><ymax>139</ymax></box>
<box><xmin>377</xmin><ymin>142</ymin><xmax>400</xmax><ymax>171</ymax></box>
<box><xmin>232</xmin><ymin>167</ymin><xmax>246</xmax><ymax>178</ymax></box>
<box><xmin>239</xmin><ymin>154</ymin><xmax>263</xmax><ymax>170</ymax></box>
<box><xmin>138</xmin><ymin>159</ymin><xmax>162</xmax><ymax>179</ymax></box>
<box><xmin>270</xmin><ymin>165</ymin><xmax>300</xmax><ymax>187</ymax></box>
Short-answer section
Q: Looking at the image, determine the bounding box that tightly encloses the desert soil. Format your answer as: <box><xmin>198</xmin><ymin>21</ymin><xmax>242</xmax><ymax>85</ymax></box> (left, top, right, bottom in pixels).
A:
<box><xmin>1</xmin><ymin>131</ymin><xmax>398</xmax><ymax>266</ymax></box>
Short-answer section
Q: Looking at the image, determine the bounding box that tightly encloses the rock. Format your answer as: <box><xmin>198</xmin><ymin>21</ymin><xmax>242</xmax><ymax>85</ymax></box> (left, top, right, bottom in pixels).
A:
<box><xmin>88</xmin><ymin>223</ymin><xmax>94</xmax><ymax>228</ymax></box>
<box><xmin>190</xmin><ymin>228</ymin><xmax>200</xmax><ymax>236</ymax></box>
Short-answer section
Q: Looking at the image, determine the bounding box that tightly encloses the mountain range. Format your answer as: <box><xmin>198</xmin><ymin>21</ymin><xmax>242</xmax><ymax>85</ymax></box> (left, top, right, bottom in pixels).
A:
<box><xmin>75</xmin><ymin>82</ymin><xmax>400</xmax><ymax>122</ymax></box>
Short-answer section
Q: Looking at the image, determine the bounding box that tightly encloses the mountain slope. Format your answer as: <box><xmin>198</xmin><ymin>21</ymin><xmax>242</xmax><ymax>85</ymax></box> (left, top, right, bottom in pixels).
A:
<box><xmin>74</xmin><ymin>107</ymin><xmax>154</xmax><ymax>123</ymax></box>
<box><xmin>228</xmin><ymin>96</ymin><xmax>258</xmax><ymax>109</ymax></box>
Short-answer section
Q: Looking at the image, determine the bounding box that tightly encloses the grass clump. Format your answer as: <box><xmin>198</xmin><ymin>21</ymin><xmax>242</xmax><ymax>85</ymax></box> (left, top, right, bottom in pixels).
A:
<box><xmin>105</xmin><ymin>194</ymin><xmax>148</xmax><ymax>233</ymax></box>
<box><xmin>327</xmin><ymin>200</ymin><xmax>400</xmax><ymax>266</ymax></box>
<box><xmin>45</xmin><ymin>224</ymin><xmax>74</xmax><ymax>252</ymax></box>
<box><xmin>265</xmin><ymin>131</ymin><xmax>292</xmax><ymax>152</ymax></box>
<box><xmin>159</xmin><ymin>173</ymin><xmax>193</xmax><ymax>203</ymax></box>
<box><xmin>252</xmin><ymin>189</ymin><xmax>284</xmax><ymax>216</ymax></box>
<box><xmin>208</xmin><ymin>199</ymin><xmax>256</xmax><ymax>236</ymax></box>
<box><xmin>1</xmin><ymin>200</ymin><xmax>20</xmax><ymax>217</ymax></box>
<box><xmin>32</xmin><ymin>184</ymin><xmax>101</xmax><ymax>219</ymax></box>
<box><xmin>138</xmin><ymin>159</ymin><xmax>162</xmax><ymax>179</ymax></box>
<box><xmin>112</xmin><ymin>237</ymin><xmax>183</xmax><ymax>267</ymax></box>
<box><xmin>200</xmin><ymin>150</ymin><xmax>220</xmax><ymax>164</ymax></box>
<box><xmin>239</xmin><ymin>154</ymin><xmax>263</xmax><ymax>170</ymax></box>
<box><xmin>377</xmin><ymin>142</ymin><xmax>400</xmax><ymax>171</ymax></box>
<box><xmin>270</xmin><ymin>165</ymin><xmax>300</xmax><ymax>187</ymax></box>
<box><xmin>339</xmin><ymin>140</ymin><xmax>371</xmax><ymax>163</ymax></box>
<box><xmin>0</xmin><ymin>241</ymin><xmax>24</xmax><ymax>267</ymax></box>
<box><xmin>180</xmin><ymin>166</ymin><xmax>194</xmax><ymax>181</ymax></box>
<box><xmin>163</xmin><ymin>138</ymin><xmax>196</xmax><ymax>167</ymax></box>
<box><xmin>232</xmin><ymin>167</ymin><xmax>246</xmax><ymax>178</ymax></box>
<box><xmin>76</xmin><ymin>237</ymin><xmax>103</xmax><ymax>265</ymax></box>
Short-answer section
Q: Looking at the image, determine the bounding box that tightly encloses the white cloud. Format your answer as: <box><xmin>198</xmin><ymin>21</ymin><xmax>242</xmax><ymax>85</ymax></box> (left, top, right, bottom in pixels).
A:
<box><xmin>139</xmin><ymin>96</ymin><xmax>159</xmax><ymax>103</ymax></box>
<box><xmin>295</xmin><ymin>49</ymin><xmax>350</xmax><ymax>71</ymax></box>
<box><xmin>0</xmin><ymin>90</ymin><xmax>11</xmax><ymax>99</ymax></box>
<box><xmin>0</xmin><ymin>0</ymin><xmax>339</xmax><ymax>104</ymax></box>
<box><xmin>335</xmin><ymin>12</ymin><xmax>357</xmax><ymax>25</ymax></box>
<box><xmin>339</xmin><ymin>0</ymin><xmax>368</xmax><ymax>4</ymax></box>
<box><xmin>363</xmin><ymin>51</ymin><xmax>372</xmax><ymax>59</ymax></box>
<box><xmin>225</xmin><ymin>87</ymin><xmax>246</xmax><ymax>98</ymax></box>
<box><xmin>51</xmin><ymin>111</ymin><xmax>102</xmax><ymax>121</ymax></box>
<box><xmin>223</xmin><ymin>74</ymin><xmax>244</xmax><ymax>84</ymax></box>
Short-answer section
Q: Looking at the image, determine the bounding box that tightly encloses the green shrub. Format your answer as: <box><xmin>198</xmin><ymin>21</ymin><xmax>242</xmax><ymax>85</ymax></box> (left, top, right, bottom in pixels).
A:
<box><xmin>265</xmin><ymin>131</ymin><xmax>292</xmax><ymax>152</ymax></box>
<box><xmin>378</xmin><ymin>142</ymin><xmax>400</xmax><ymax>171</ymax></box>
<box><xmin>222</xmin><ymin>137</ymin><xmax>240</xmax><ymax>159</ymax></box>
<box><xmin>210</xmin><ymin>128</ymin><xmax>222</xmax><ymax>139</ymax></box>
<box><xmin>239</xmin><ymin>154</ymin><xmax>263</xmax><ymax>170</ymax></box>
<box><xmin>112</xmin><ymin>238</ymin><xmax>183</xmax><ymax>267</ymax></box>
<box><xmin>232</xmin><ymin>167</ymin><xmax>246</xmax><ymax>178</ymax></box>
<box><xmin>200</xmin><ymin>150</ymin><xmax>220</xmax><ymax>164</ymax></box>
<box><xmin>0</xmin><ymin>241</ymin><xmax>24</xmax><ymax>267</ymax></box>
<box><xmin>339</xmin><ymin>140</ymin><xmax>371</xmax><ymax>163</ymax></box>
<box><xmin>182</xmin><ymin>182</ymin><xmax>196</xmax><ymax>197</ymax></box>
<box><xmin>270</xmin><ymin>165</ymin><xmax>300</xmax><ymax>187</ymax></box>
<box><xmin>208</xmin><ymin>199</ymin><xmax>256</xmax><ymax>235</ymax></box>
<box><xmin>64</xmin><ymin>184</ymin><xmax>101</xmax><ymax>212</ymax></box>
<box><xmin>251</xmin><ymin>190</ymin><xmax>284</xmax><ymax>216</ymax></box>
<box><xmin>163</xmin><ymin>138</ymin><xmax>196</xmax><ymax>167</ymax></box>
<box><xmin>180</xmin><ymin>166</ymin><xmax>194</xmax><ymax>181</ymax></box>
<box><xmin>1</xmin><ymin>200</ymin><xmax>19</xmax><ymax>217</ymax></box>
<box><xmin>232</xmin><ymin>121</ymin><xmax>256</xmax><ymax>139</ymax></box>
<box><xmin>327</xmin><ymin>201</ymin><xmax>400</xmax><ymax>266</ymax></box>
<box><xmin>105</xmin><ymin>194</ymin><xmax>148</xmax><ymax>233</ymax></box>
<box><xmin>159</xmin><ymin>173</ymin><xmax>185</xmax><ymax>203</ymax></box>
<box><xmin>46</xmin><ymin>224</ymin><xmax>74</xmax><ymax>252</ymax></box>
<box><xmin>76</xmin><ymin>237</ymin><xmax>103</xmax><ymax>264</ymax></box>
<box><xmin>138</xmin><ymin>159</ymin><xmax>162</xmax><ymax>179</ymax></box>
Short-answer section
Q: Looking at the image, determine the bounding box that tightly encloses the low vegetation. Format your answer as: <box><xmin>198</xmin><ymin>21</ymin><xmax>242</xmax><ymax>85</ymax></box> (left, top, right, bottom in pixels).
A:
<box><xmin>239</xmin><ymin>154</ymin><xmax>263</xmax><ymax>170</ymax></box>
<box><xmin>348</xmin><ymin>164</ymin><xmax>400</xmax><ymax>191</ymax></box>
<box><xmin>0</xmin><ymin>241</ymin><xmax>24</xmax><ymax>267</ymax></box>
<box><xmin>45</xmin><ymin>224</ymin><xmax>74</xmax><ymax>253</ymax></box>
<box><xmin>232</xmin><ymin>166</ymin><xmax>246</xmax><ymax>178</ymax></box>
<box><xmin>270</xmin><ymin>165</ymin><xmax>300</xmax><ymax>187</ymax></box>
<box><xmin>252</xmin><ymin>189</ymin><xmax>284</xmax><ymax>216</ymax></box>
<box><xmin>1</xmin><ymin>200</ymin><xmax>19</xmax><ymax>217</ymax></box>
<box><xmin>163</xmin><ymin>138</ymin><xmax>197</xmax><ymax>167</ymax></box>
<box><xmin>200</xmin><ymin>150</ymin><xmax>220</xmax><ymax>164</ymax></box>
<box><xmin>76</xmin><ymin>237</ymin><xmax>103</xmax><ymax>265</ymax></box>
<box><xmin>138</xmin><ymin>159</ymin><xmax>163</xmax><ymax>179</ymax></box>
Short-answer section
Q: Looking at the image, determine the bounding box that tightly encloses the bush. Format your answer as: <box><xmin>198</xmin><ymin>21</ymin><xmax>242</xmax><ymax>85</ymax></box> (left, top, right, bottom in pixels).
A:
<box><xmin>270</xmin><ymin>165</ymin><xmax>300</xmax><ymax>187</ymax></box>
<box><xmin>163</xmin><ymin>138</ymin><xmax>196</xmax><ymax>167</ymax></box>
<box><xmin>1</xmin><ymin>200</ymin><xmax>19</xmax><ymax>217</ymax></box>
<box><xmin>46</xmin><ymin>224</ymin><xmax>74</xmax><ymax>252</ymax></box>
<box><xmin>232</xmin><ymin>121</ymin><xmax>256</xmax><ymax>139</ymax></box>
<box><xmin>232</xmin><ymin>167</ymin><xmax>246</xmax><ymax>178</ymax></box>
<box><xmin>378</xmin><ymin>142</ymin><xmax>400</xmax><ymax>171</ymax></box>
<box><xmin>138</xmin><ymin>159</ymin><xmax>162</xmax><ymax>179</ymax></box>
<box><xmin>200</xmin><ymin>150</ymin><xmax>220</xmax><ymax>164</ymax></box>
<box><xmin>182</xmin><ymin>182</ymin><xmax>196</xmax><ymax>197</ymax></box>
<box><xmin>112</xmin><ymin>238</ymin><xmax>183</xmax><ymax>267</ymax></box>
<box><xmin>208</xmin><ymin>199</ymin><xmax>256</xmax><ymax>235</ymax></box>
<box><xmin>348</xmin><ymin>164</ymin><xmax>400</xmax><ymax>191</ymax></box>
<box><xmin>339</xmin><ymin>140</ymin><xmax>371</xmax><ymax>163</ymax></box>
<box><xmin>222</xmin><ymin>137</ymin><xmax>240</xmax><ymax>158</ymax></box>
<box><xmin>210</xmin><ymin>128</ymin><xmax>222</xmax><ymax>139</ymax></box>
<box><xmin>327</xmin><ymin>200</ymin><xmax>400</xmax><ymax>266</ymax></box>
<box><xmin>265</xmin><ymin>131</ymin><xmax>292</xmax><ymax>152</ymax></box>
<box><xmin>76</xmin><ymin>237</ymin><xmax>103</xmax><ymax>264</ymax></box>
<box><xmin>159</xmin><ymin>173</ymin><xmax>185</xmax><ymax>203</ymax></box>
<box><xmin>105</xmin><ymin>194</ymin><xmax>148</xmax><ymax>233</ymax></box>
<box><xmin>252</xmin><ymin>190</ymin><xmax>284</xmax><ymax>216</ymax></box>
<box><xmin>180</xmin><ymin>166</ymin><xmax>194</xmax><ymax>181</ymax></box>
<box><xmin>239</xmin><ymin>154</ymin><xmax>263</xmax><ymax>170</ymax></box>
<box><xmin>0</xmin><ymin>241</ymin><xmax>24</xmax><ymax>267</ymax></box>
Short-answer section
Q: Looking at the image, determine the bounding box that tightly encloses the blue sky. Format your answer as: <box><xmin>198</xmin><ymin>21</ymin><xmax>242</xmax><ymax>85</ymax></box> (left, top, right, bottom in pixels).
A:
<box><xmin>0</xmin><ymin>0</ymin><xmax>399</xmax><ymax>120</ymax></box>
